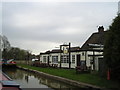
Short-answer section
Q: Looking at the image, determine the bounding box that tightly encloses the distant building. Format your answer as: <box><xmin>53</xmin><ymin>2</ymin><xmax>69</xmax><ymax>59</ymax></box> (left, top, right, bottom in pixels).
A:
<box><xmin>118</xmin><ymin>1</ymin><xmax>120</xmax><ymax>16</ymax></box>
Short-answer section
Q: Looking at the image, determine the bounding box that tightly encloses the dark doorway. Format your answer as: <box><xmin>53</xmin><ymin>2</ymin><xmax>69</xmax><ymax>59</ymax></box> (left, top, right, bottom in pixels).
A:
<box><xmin>76</xmin><ymin>54</ymin><xmax>81</xmax><ymax>66</ymax></box>
<box><xmin>98</xmin><ymin>58</ymin><xmax>104</xmax><ymax>72</ymax></box>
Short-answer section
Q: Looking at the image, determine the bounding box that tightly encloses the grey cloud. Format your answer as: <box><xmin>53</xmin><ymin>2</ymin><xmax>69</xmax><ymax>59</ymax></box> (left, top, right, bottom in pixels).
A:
<box><xmin>2</xmin><ymin>2</ymin><xmax>118</xmax><ymax>54</ymax></box>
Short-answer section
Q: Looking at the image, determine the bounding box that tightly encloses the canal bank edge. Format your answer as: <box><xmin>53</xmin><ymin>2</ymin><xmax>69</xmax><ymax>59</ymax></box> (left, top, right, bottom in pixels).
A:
<box><xmin>17</xmin><ymin>66</ymin><xmax>102</xmax><ymax>89</ymax></box>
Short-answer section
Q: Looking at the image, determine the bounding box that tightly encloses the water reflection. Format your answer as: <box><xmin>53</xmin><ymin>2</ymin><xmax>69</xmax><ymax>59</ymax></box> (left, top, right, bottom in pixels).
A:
<box><xmin>2</xmin><ymin>68</ymin><xmax>79</xmax><ymax>89</ymax></box>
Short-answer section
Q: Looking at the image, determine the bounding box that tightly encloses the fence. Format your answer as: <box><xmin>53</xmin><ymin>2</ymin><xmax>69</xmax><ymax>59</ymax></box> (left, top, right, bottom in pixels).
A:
<box><xmin>15</xmin><ymin>60</ymin><xmax>33</xmax><ymax>65</ymax></box>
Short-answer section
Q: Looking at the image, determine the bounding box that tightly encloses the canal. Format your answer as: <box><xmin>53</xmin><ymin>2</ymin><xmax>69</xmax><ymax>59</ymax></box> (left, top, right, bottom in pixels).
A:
<box><xmin>2</xmin><ymin>67</ymin><xmax>81</xmax><ymax>89</ymax></box>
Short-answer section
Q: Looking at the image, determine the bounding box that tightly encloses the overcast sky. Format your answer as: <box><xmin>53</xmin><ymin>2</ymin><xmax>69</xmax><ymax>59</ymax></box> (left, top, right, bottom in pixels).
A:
<box><xmin>1</xmin><ymin>0</ymin><xmax>119</xmax><ymax>54</ymax></box>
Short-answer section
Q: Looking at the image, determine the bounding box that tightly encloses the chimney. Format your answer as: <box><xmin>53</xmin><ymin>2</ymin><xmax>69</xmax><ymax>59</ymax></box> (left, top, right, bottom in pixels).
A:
<box><xmin>98</xmin><ymin>26</ymin><xmax>104</xmax><ymax>33</ymax></box>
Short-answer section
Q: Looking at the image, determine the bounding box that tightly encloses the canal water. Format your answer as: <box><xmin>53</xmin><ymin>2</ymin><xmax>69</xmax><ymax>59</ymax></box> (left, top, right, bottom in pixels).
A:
<box><xmin>2</xmin><ymin>67</ymin><xmax>81</xmax><ymax>89</ymax></box>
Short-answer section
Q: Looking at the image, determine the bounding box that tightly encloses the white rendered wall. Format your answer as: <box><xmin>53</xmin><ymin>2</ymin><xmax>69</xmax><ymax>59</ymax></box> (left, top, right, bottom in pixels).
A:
<box><xmin>40</xmin><ymin>50</ymin><xmax>103</xmax><ymax>69</ymax></box>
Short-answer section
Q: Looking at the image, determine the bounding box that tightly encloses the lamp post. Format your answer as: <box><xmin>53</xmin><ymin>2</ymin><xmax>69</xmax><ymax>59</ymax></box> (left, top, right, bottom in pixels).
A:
<box><xmin>60</xmin><ymin>45</ymin><xmax>62</xmax><ymax>68</ymax></box>
<box><xmin>68</xmin><ymin>42</ymin><xmax>71</xmax><ymax>69</ymax></box>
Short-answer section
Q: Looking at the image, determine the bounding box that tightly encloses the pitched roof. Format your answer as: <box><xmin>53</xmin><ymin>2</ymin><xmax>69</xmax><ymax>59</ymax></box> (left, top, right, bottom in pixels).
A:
<box><xmin>40</xmin><ymin>47</ymin><xmax>81</xmax><ymax>55</ymax></box>
<box><xmin>50</xmin><ymin>47</ymin><xmax>81</xmax><ymax>53</ymax></box>
<box><xmin>81</xmin><ymin>27</ymin><xmax>108</xmax><ymax>50</ymax></box>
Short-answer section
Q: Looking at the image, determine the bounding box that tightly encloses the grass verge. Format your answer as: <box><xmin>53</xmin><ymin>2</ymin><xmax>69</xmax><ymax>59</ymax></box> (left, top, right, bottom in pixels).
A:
<box><xmin>17</xmin><ymin>64</ymin><xmax>119</xmax><ymax>89</ymax></box>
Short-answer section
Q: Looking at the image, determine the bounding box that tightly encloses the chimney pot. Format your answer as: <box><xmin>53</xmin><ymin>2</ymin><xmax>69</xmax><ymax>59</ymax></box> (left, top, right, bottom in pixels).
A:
<box><xmin>98</xmin><ymin>26</ymin><xmax>104</xmax><ymax>32</ymax></box>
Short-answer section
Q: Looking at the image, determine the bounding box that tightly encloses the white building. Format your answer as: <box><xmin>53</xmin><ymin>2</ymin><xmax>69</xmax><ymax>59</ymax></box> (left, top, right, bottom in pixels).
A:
<box><xmin>40</xmin><ymin>26</ymin><xmax>105</xmax><ymax>71</ymax></box>
<box><xmin>40</xmin><ymin>48</ymin><xmax>103</xmax><ymax>70</ymax></box>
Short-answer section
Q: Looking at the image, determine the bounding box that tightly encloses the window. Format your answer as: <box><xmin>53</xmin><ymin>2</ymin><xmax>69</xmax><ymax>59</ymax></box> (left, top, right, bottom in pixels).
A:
<box><xmin>72</xmin><ymin>55</ymin><xmax>75</xmax><ymax>64</ymax></box>
<box><xmin>52</xmin><ymin>56</ymin><xmax>58</xmax><ymax>63</ymax></box>
<box><xmin>43</xmin><ymin>56</ymin><xmax>47</xmax><ymax>63</ymax></box>
<box><xmin>61</xmin><ymin>55</ymin><xmax>69</xmax><ymax>63</ymax></box>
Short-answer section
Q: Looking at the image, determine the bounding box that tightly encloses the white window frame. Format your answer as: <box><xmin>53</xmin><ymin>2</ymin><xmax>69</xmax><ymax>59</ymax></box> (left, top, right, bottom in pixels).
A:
<box><xmin>72</xmin><ymin>55</ymin><xmax>75</xmax><ymax>64</ymax></box>
<box><xmin>43</xmin><ymin>56</ymin><xmax>47</xmax><ymax>63</ymax></box>
<box><xmin>61</xmin><ymin>55</ymin><xmax>69</xmax><ymax>63</ymax></box>
<box><xmin>52</xmin><ymin>56</ymin><xmax>58</xmax><ymax>63</ymax></box>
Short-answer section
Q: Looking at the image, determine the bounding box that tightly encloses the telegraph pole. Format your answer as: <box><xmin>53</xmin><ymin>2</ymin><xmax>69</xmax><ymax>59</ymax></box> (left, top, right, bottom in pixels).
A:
<box><xmin>69</xmin><ymin>42</ymin><xmax>71</xmax><ymax>69</ymax></box>
<box><xmin>60</xmin><ymin>45</ymin><xmax>62</xmax><ymax>68</ymax></box>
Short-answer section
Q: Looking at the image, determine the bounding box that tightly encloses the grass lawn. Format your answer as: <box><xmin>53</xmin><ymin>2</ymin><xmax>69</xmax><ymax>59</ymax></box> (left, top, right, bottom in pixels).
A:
<box><xmin>17</xmin><ymin>64</ymin><xmax>119</xmax><ymax>89</ymax></box>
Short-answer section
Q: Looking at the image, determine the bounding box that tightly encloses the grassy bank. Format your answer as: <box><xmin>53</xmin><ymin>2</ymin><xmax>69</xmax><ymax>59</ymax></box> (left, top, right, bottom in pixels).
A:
<box><xmin>17</xmin><ymin>64</ymin><xmax>119</xmax><ymax>89</ymax></box>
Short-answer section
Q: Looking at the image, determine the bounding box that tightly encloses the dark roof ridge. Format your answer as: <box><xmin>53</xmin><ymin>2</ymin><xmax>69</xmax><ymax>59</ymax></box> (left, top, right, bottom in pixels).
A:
<box><xmin>93</xmin><ymin>30</ymin><xmax>107</xmax><ymax>34</ymax></box>
<box><xmin>81</xmin><ymin>30</ymin><xmax>107</xmax><ymax>49</ymax></box>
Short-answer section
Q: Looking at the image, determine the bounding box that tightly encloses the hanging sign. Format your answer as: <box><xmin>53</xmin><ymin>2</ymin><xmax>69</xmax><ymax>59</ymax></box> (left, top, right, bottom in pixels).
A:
<box><xmin>63</xmin><ymin>46</ymin><xmax>69</xmax><ymax>54</ymax></box>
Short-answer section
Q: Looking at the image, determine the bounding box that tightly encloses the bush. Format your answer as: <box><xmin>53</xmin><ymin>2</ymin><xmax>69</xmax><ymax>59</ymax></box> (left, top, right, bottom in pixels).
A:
<box><xmin>104</xmin><ymin>16</ymin><xmax>120</xmax><ymax>81</ymax></box>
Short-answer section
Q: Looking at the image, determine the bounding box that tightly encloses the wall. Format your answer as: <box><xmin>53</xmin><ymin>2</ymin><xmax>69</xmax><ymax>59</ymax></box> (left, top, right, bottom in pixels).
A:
<box><xmin>40</xmin><ymin>51</ymin><xmax>85</xmax><ymax>68</ymax></box>
<box><xmin>40</xmin><ymin>50</ymin><xmax>103</xmax><ymax>70</ymax></box>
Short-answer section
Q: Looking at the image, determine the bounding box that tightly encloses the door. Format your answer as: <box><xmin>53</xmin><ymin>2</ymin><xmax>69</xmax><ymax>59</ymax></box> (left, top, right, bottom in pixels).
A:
<box><xmin>76</xmin><ymin>54</ymin><xmax>81</xmax><ymax>66</ymax></box>
<box><xmin>98</xmin><ymin>58</ymin><xmax>104</xmax><ymax>72</ymax></box>
<box><xmin>47</xmin><ymin>56</ymin><xmax>50</xmax><ymax>65</ymax></box>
